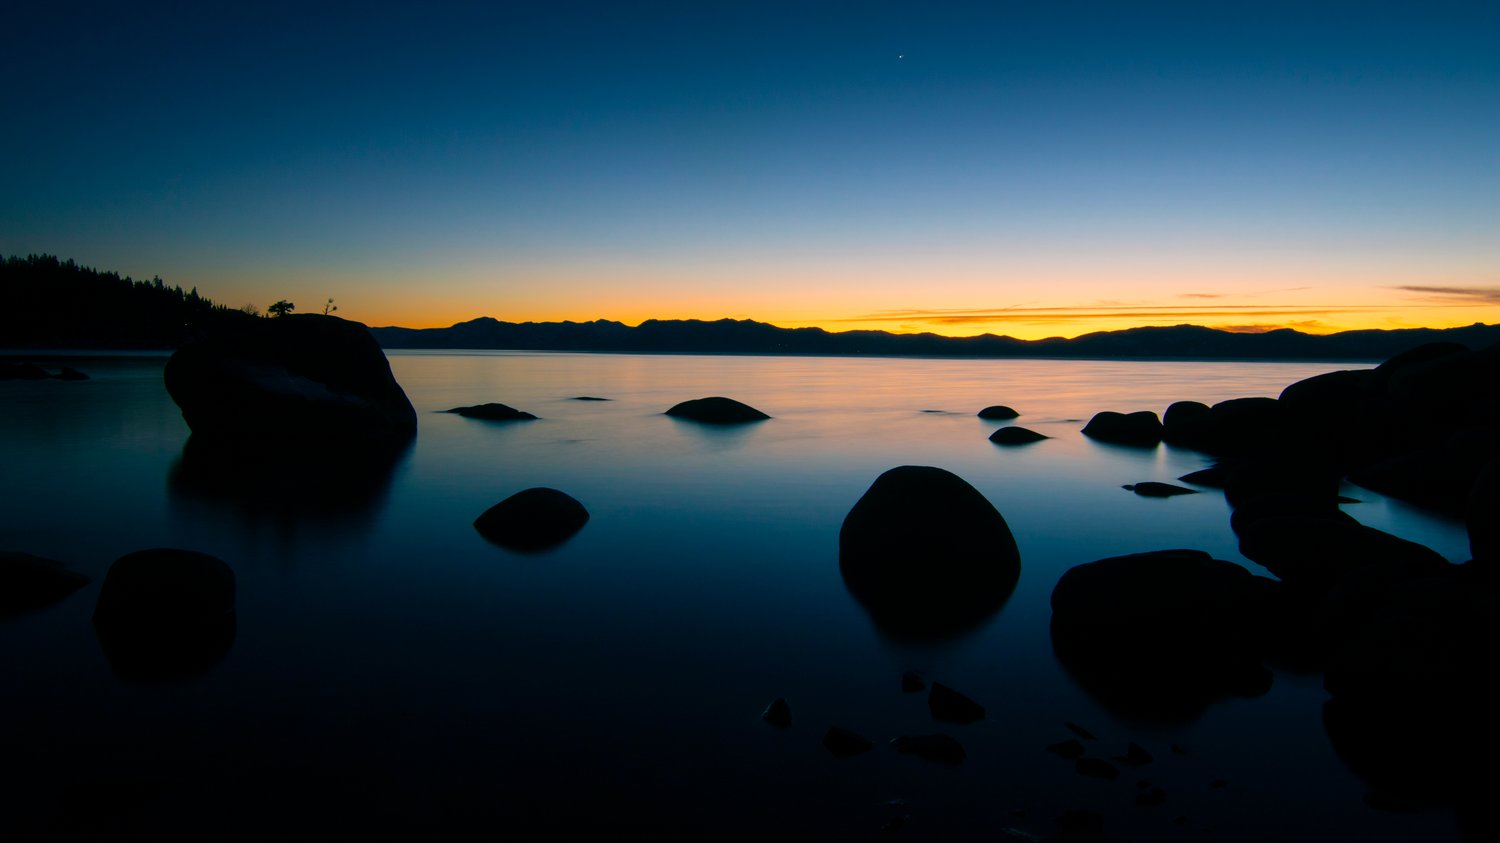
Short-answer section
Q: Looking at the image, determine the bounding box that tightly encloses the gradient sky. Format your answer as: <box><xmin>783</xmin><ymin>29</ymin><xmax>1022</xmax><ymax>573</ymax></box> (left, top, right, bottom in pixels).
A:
<box><xmin>3</xmin><ymin>1</ymin><xmax>1497</xmax><ymax>338</ymax></box>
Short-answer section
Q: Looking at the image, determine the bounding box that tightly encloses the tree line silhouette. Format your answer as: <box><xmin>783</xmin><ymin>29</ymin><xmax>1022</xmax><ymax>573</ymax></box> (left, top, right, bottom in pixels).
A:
<box><xmin>1</xmin><ymin>254</ymin><xmax>259</xmax><ymax>348</ymax></box>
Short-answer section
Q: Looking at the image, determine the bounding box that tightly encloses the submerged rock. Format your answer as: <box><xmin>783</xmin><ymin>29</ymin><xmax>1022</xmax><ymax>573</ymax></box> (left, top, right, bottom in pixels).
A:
<box><xmin>56</xmin><ymin>366</ymin><xmax>90</xmax><ymax>381</ymax></box>
<box><xmin>1081</xmin><ymin>411</ymin><xmax>1163</xmax><ymax>447</ymax></box>
<box><xmin>1047</xmin><ymin>739</ymin><xmax>1087</xmax><ymax>760</ymax></box>
<box><xmin>929</xmin><ymin>682</ymin><xmax>986</xmax><ymax>724</ymax></box>
<box><xmin>474</xmin><ymin>488</ymin><xmax>589</xmax><ymax>551</ymax></box>
<box><xmin>762</xmin><ymin>698</ymin><xmax>792</xmax><ymax>728</ymax></box>
<box><xmin>1123</xmin><ymin>482</ymin><xmax>1197</xmax><ymax>497</ymax></box>
<box><xmin>0</xmin><ymin>550</ymin><xmax>91</xmax><ymax>616</ymax></box>
<box><xmin>664</xmin><ymin>396</ymin><xmax>769</xmax><ymax>424</ymax></box>
<box><xmin>978</xmin><ymin>405</ymin><xmax>1020</xmax><ymax>420</ymax></box>
<box><xmin>822</xmin><ymin>726</ymin><xmax>873</xmax><ymax>757</ymax></box>
<box><xmin>164</xmin><ymin>314</ymin><xmax>417</xmax><ymax>449</ymax></box>
<box><xmin>839</xmin><ymin>466</ymin><xmax>1020</xmax><ymax>641</ymax></box>
<box><xmin>1050</xmin><ymin>549</ymin><xmax>1275</xmax><ymax>722</ymax></box>
<box><xmin>92</xmin><ymin>548</ymin><xmax>236</xmax><ymax>681</ymax></box>
<box><xmin>901</xmin><ymin>671</ymin><xmax>927</xmax><ymax>693</ymax></box>
<box><xmin>990</xmin><ymin>426</ymin><xmax>1049</xmax><ymax>445</ymax></box>
<box><xmin>446</xmin><ymin>402</ymin><xmax>538</xmax><ymax>421</ymax></box>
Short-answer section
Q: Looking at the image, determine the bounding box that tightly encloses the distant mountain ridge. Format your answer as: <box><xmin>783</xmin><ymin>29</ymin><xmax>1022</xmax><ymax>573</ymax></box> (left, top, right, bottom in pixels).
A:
<box><xmin>371</xmin><ymin>316</ymin><xmax>1500</xmax><ymax>361</ymax></box>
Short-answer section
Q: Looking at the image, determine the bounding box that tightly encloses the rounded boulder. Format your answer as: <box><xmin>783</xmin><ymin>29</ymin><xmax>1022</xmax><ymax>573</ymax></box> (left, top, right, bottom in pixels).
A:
<box><xmin>93</xmin><ymin>548</ymin><xmax>236</xmax><ymax>681</ymax></box>
<box><xmin>475</xmin><ymin>488</ymin><xmax>590</xmax><ymax>551</ymax></box>
<box><xmin>839</xmin><ymin>466</ymin><xmax>1020</xmax><ymax>640</ymax></box>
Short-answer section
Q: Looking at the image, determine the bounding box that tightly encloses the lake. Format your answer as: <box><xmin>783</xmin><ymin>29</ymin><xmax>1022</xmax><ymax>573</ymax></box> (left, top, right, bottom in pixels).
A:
<box><xmin>0</xmin><ymin>351</ymin><xmax>1473</xmax><ymax>841</ymax></box>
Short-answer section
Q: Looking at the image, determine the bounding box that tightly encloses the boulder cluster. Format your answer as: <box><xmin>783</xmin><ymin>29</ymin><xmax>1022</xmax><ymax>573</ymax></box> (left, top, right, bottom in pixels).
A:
<box><xmin>1058</xmin><ymin>341</ymin><xmax>1500</xmax><ymax>810</ymax></box>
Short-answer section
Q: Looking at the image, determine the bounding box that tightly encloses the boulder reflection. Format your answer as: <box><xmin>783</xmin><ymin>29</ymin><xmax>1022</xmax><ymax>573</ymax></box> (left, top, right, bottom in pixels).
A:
<box><xmin>168</xmin><ymin>435</ymin><xmax>409</xmax><ymax>530</ymax></box>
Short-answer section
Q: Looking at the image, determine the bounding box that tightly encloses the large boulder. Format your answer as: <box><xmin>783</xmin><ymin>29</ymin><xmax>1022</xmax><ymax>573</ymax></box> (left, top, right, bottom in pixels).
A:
<box><xmin>1347</xmin><ymin>428</ymin><xmax>1500</xmax><ymax>515</ymax></box>
<box><xmin>1050</xmin><ymin>549</ymin><xmax>1276</xmax><ymax>722</ymax></box>
<box><xmin>1322</xmin><ymin>563</ymin><xmax>1500</xmax><ymax>805</ymax></box>
<box><xmin>977</xmin><ymin>405</ymin><xmax>1020</xmax><ymax>420</ymax></box>
<box><xmin>164</xmin><ymin>315</ymin><xmax>417</xmax><ymax>449</ymax></box>
<box><xmin>1161</xmin><ymin>397</ymin><xmax>1287</xmax><ymax>456</ymax></box>
<box><xmin>1081</xmin><ymin>411</ymin><xmax>1162</xmax><ymax>447</ymax></box>
<box><xmin>92</xmin><ymin>548</ymin><xmax>236</xmax><ymax>681</ymax></box>
<box><xmin>474</xmin><ymin>488</ymin><xmax>590</xmax><ymax>551</ymax></box>
<box><xmin>0</xmin><ymin>551</ymin><xmax>91</xmax><ymax>616</ymax></box>
<box><xmin>839</xmin><ymin>466</ymin><xmax>1020</xmax><ymax>640</ymax></box>
<box><xmin>664</xmin><ymin>396</ymin><xmax>770</xmax><ymax>424</ymax></box>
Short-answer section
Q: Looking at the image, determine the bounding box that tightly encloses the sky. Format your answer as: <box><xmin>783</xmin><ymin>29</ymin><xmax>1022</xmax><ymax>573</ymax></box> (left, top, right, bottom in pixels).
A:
<box><xmin>3</xmin><ymin>0</ymin><xmax>1497</xmax><ymax>339</ymax></box>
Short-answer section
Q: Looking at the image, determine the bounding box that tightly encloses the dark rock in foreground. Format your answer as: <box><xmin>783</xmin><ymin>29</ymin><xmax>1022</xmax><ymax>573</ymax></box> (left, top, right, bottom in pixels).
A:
<box><xmin>929</xmin><ymin>682</ymin><xmax>986</xmax><ymax>724</ymax></box>
<box><xmin>761</xmin><ymin>698</ymin><xmax>791</xmax><ymax>728</ymax></box>
<box><xmin>891</xmin><ymin>734</ymin><xmax>966</xmax><ymax>765</ymax></box>
<box><xmin>474</xmin><ymin>488</ymin><xmax>589</xmax><ymax>551</ymax></box>
<box><xmin>446</xmin><ymin>402</ymin><xmax>538</xmax><ymax>421</ymax></box>
<box><xmin>1050</xmin><ymin>549</ymin><xmax>1275</xmax><ymax>722</ymax></box>
<box><xmin>822</xmin><ymin>726</ymin><xmax>873</xmax><ymax>757</ymax></box>
<box><xmin>92</xmin><ymin>548</ymin><xmax>236</xmax><ymax>681</ymax></box>
<box><xmin>1047</xmin><ymin>739</ymin><xmax>1087</xmax><ymax>760</ymax></box>
<box><xmin>1123</xmin><ymin>482</ymin><xmax>1197</xmax><ymax>497</ymax></box>
<box><xmin>0</xmin><ymin>550</ymin><xmax>91</xmax><ymax>616</ymax></box>
<box><xmin>977</xmin><ymin>405</ymin><xmax>1020</xmax><ymax>420</ymax></box>
<box><xmin>990</xmin><ymin>426</ymin><xmax>1049</xmax><ymax>445</ymax></box>
<box><xmin>164</xmin><ymin>314</ymin><xmax>417</xmax><ymax>448</ymax></box>
<box><xmin>1163</xmin><ymin>396</ymin><xmax>1287</xmax><ymax>456</ymax></box>
<box><xmin>664</xmin><ymin>396</ymin><xmax>769</xmax><ymax>424</ymax></box>
<box><xmin>1081</xmin><ymin>411</ymin><xmax>1163</xmax><ymax>447</ymax></box>
<box><xmin>1178</xmin><ymin>465</ymin><xmax>1230</xmax><ymax>488</ymax></box>
<box><xmin>840</xmin><ymin>466</ymin><xmax>1020</xmax><ymax>641</ymax></box>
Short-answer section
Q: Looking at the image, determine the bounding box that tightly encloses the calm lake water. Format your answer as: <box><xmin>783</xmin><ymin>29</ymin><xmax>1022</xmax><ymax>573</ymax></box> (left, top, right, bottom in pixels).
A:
<box><xmin>0</xmin><ymin>351</ymin><xmax>1473</xmax><ymax>841</ymax></box>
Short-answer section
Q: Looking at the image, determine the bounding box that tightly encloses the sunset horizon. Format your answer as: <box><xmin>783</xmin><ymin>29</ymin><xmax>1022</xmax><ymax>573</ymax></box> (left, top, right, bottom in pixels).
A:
<box><xmin>5</xmin><ymin>2</ymin><xmax>1494</xmax><ymax>346</ymax></box>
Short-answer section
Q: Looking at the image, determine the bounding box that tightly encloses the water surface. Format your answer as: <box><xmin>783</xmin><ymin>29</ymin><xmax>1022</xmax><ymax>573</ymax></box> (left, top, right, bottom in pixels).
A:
<box><xmin>0</xmin><ymin>352</ymin><xmax>1470</xmax><ymax>840</ymax></box>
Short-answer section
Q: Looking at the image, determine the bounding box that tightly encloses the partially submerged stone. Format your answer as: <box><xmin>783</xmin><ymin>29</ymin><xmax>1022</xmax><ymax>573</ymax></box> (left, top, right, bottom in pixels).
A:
<box><xmin>446</xmin><ymin>402</ymin><xmax>538</xmax><ymax>421</ymax></box>
<box><xmin>92</xmin><ymin>548</ymin><xmax>236</xmax><ymax>681</ymax></box>
<box><xmin>840</xmin><ymin>466</ymin><xmax>1020</xmax><ymax>640</ymax></box>
<box><xmin>1082</xmin><ymin>411</ymin><xmax>1163</xmax><ymax>447</ymax></box>
<box><xmin>822</xmin><ymin>726</ymin><xmax>873</xmax><ymax>757</ymax></box>
<box><xmin>1050</xmin><ymin>549</ymin><xmax>1276</xmax><ymax>722</ymax></box>
<box><xmin>762</xmin><ymin>698</ymin><xmax>792</xmax><ymax>728</ymax></box>
<box><xmin>0</xmin><ymin>550</ymin><xmax>90</xmax><ymax>616</ymax></box>
<box><xmin>664</xmin><ymin>396</ymin><xmax>769</xmax><ymax>424</ymax></box>
<box><xmin>1123</xmin><ymin>482</ymin><xmax>1198</xmax><ymax>497</ymax></box>
<box><xmin>990</xmin><ymin>426</ymin><xmax>1049</xmax><ymax>445</ymax></box>
<box><xmin>978</xmin><ymin>405</ymin><xmax>1020</xmax><ymax>420</ymax></box>
<box><xmin>164</xmin><ymin>314</ymin><xmax>416</xmax><ymax>449</ymax></box>
<box><xmin>474</xmin><ymin>488</ymin><xmax>589</xmax><ymax>551</ymax></box>
<box><xmin>929</xmin><ymin>682</ymin><xmax>986</xmax><ymax>724</ymax></box>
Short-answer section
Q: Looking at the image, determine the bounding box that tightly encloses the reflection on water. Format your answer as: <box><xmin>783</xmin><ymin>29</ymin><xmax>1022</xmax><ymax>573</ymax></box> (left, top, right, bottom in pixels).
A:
<box><xmin>0</xmin><ymin>351</ymin><xmax>1476</xmax><ymax>842</ymax></box>
<box><xmin>168</xmin><ymin>434</ymin><xmax>409</xmax><ymax>530</ymax></box>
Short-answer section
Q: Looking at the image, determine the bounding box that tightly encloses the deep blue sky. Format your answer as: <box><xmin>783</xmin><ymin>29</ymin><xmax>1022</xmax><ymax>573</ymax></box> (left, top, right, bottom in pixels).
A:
<box><xmin>4</xmin><ymin>1</ymin><xmax>1497</xmax><ymax>336</ymax></box>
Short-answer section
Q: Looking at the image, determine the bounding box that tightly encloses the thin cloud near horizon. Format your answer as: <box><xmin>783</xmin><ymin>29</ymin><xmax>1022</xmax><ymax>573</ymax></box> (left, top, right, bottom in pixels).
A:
<box><xmin>1393</xmin><ymin>285</ymin><xmax>1500</xmax><ymax>304</ymax></box>
<box><xmin>836</xmin><ymin>304</ymin><xmax>1406</xmax><ymax>327</ymax></box>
